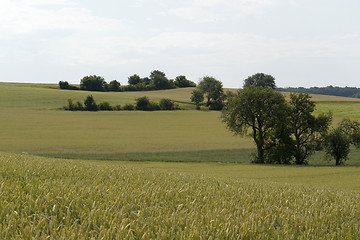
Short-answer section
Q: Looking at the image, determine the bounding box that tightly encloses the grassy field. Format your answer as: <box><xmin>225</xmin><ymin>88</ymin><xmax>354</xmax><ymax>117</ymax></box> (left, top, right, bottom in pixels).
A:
<box><xmin>1</xmin><ymin>152</ymin><xmax>360</xmax><ymax>239</ymax></box>
<box><xmin>1</xmin><ymin>83</ymin><xmax>360</xmax><ymax>238</ymax></box>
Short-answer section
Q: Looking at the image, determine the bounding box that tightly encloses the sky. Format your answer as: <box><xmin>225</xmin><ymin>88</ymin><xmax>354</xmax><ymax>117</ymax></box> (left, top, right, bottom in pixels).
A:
<box><xmin>0</xmin><ymin>0</ymin><xmax>359</xmax><ymax>88</ymax></box>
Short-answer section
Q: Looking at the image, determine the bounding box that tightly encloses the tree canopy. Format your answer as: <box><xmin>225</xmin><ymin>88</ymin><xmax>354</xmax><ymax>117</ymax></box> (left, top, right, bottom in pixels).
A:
<box><xmin>243</xmin><ymin>73</ymin><xmax>276</xmax><ymax>89</ymax></box>
<box><xmin>221</xmin><ymin>87</ymin><xmax>288</xmax><ymax>163</ymax></box>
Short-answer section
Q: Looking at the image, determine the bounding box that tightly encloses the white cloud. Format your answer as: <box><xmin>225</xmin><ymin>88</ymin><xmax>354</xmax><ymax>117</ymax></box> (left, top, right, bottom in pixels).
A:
<box><xmin>165</xmin><ymin>0</ymin><xmax>280</xmax><ymax>22</ymax></box>
<box><xmin>0</xmin><ymin>0</ymin><xmax>127</xmax><ymax>37</ymax></box>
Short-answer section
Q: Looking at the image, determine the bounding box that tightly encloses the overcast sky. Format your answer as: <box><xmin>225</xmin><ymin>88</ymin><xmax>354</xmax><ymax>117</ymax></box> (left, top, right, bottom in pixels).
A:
<box><xmin>1</xmin><ymin>0</ymin><xmax>359</xmax><ymax>88</ymax></box>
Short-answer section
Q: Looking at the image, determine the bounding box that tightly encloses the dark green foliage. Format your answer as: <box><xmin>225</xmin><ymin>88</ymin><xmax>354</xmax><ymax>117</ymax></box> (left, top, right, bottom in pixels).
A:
<box><xmin>324</xmin><ymin>118</ymin><xmax>360</xmax><ymax>165</ymax></box>
<box><xmin>59</xmin><ymin>81</ymin><xmax>69</xmax><ymax>89</ymax></box>
<box><xmin>174</xmin><ymin>75</ymin><xmax>196</xmax><ymax>88</ymax></box>
<box><xmin>278</xmin><ymin>85</ymin><xmax>360</xmax><ymax>98</ymax></box>
<box><xmin>128</xmin><ymin>74</ymin><xmax>142</xmax><ymax>85</ymax></box>
<box><xmin>135</xmin><ymin>96</ymin><xmax>150</xmax><ymax>111</ymax></box>
<box><xmin>198</xmin><ymin>76</ymin><xmax>224</xmax><ymax>110</ymax></box>
<box><xmin>108</xmin><ymin>80</ymin><xmax>121</xmax><ymax>92</ymax></box>
<box><xmin>221</xmin><ymin>87</ymin><xmax>288</xmax><ymax>164</ymax></box>
<box><xmin>75</xmin><ymin>101</ymin><xmax>84</xmax><ymax>111</ymax></box>
<box><xmin>288</xmin><ymin>93</ymin><xmax>332</xmax><ymax>165</ymax></box>
<box><xmin>190</xmin><ymin>89</ymin><xmax>204</xmax><ymax>110</ymax></box>
<box><xmin>98</xmin><ymin>101</ymin><xmax>113</xmax><ymax>111</ymax></box>
<box><xmin>150</xmin><ymin>70</ymin><xmax>175</xmax><ymax>90</ymax></box>
<box><xmin>59</xmin><ymin>81</ymin><xmax>79</xmax><ymax>90</ymax></box>
<box><xmin>324</xmin><ymin>128</ymin><xmax>350</xmax><ymax>166</ymax></box>
<box><xmin>123</xmin><ymin>104</ymin><xmax>135</xmax><ymax>111</ymax></box>
<box><xmin>84</xmin><ymin>95</ymin><xmax>98</xmax><ymax>111</ymax></box>
<box><xmin>114</xmin><ymin>105</ymin><xmax>122</xmax><ymax>111</ymax></box>
<box><xmin>159</xmin><ymin>98</ymin><xmax>175</xmax><ymax>110</ymax></box>
<box><xmin>243</xmin><ymin>73</ymin><xmax>276</xmax><ymax>89</ymax></box>
<box><xmin>80</xmin><ymin>75</ymin><xmax>106</xmax><ymax>91</ymax></box>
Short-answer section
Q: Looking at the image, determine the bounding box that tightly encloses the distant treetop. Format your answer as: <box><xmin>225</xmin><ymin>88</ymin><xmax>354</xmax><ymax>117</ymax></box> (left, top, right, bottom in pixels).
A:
<box><xmin>243</xmin><ymin>73</ymin><xmax>276</xmax><ymax>89</ymax></box>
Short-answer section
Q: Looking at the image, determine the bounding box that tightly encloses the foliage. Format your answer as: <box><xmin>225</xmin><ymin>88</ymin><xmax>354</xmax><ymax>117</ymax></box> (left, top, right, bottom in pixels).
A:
<box><xmin>198</xmin><ymin>76</ymin><xmax>224</xmax><ymax>110</ymax></box>
<box><xmin>122</xmin><ymin>103</ymin><xmax>135</xmax><ymax>111</ymax></box>
<box><xmin>80</xmin><ymin>75</ymin><xmax>106</xmax><ymax>91</ymax></box>
<box><xmin>59</xmin><ymin>80</ymin><xmax>69</xmax><ymax>89</ymax></box>
<box><xmin>324</xmin><ymin>118</ymin><xmax>360</xmax><ymax>165</ymax></box>
<box><xmin>108</xmin><ymin>80</ymin><xmax>121</xmax><ymax>92</ymax></box>
<box><xmin>135</xmin><ymin>96</ymin><xmax>161</xmax><ymax>111</ymax></box>
<box><xmin>98</xmin><ymin>101</ymin><xmax>113</xmax><ymax>111</ymax></box>
<box><xmin>84</xmin><ymin>95</ymin><xmax>98</xmax><ymax>111</ymax></box>
<box><xmin>243</xmin><ymin>73</ymin><xmax>276</xmax><ymax>89</ymax></box>
<box><xmin>150</xmin><ymin>70</ymin><xmax>175</xmax><ymax>90</ymax></box>
<box><xmin>128</xmin><ymin>74</ymin><xmax>142</xmax><ymax>85</ymax></box>
<box><xmin>288</xmin><ymin>93</ymin><xmax>332</xmax><ymax>165</ymax></box>
<box><xmin>190</xmin><ymin>89</ymin><xmax>204</xmax><ymax>110</ymax></box>
<box><xmin>323</xmin><ymin>128</ymin><xmax>350</xmax><ymax>166</ymax></box>
<box><xmin>278</xmin><ymin>85</ymin><xmax>360</xmax><ymax>98</ymax></box>
<box><xmin>159</xmin><ymin>98</ymin><xmax>175</xmax><ymax>110</ymax></box>
<box><xmin>59</xmin><ymin>81</ymin><xmax>79</xmax><ymax>90</ymax></box>
<box><xmin>174</xmin><ymin>75</ymin><xmax>196</xmax><ymax>88</ymax></box>
<box><xmin>221</xmin><ymin>87</ymin><xmax>288</xmax><ymax>163</ymax></box>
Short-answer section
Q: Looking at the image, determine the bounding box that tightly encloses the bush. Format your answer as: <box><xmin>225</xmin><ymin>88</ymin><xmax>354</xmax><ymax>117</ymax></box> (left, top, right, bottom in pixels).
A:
<box><xmin>59</xmin><ymin>81</ymin><xmax>69</xmax><ymax>89</ymax></box>
<box><xmin>159</xmin><ymin>98</ymin><xmax>175</xmax><ymax>110</ymax></box>
<box><xmin>114</xmin><ymin>105</ymin><xmax>122</xmax><ymax>111</ymax></box>
<box><xmin>98</xmin><ymin>101</ymin><xmax>113</xmax><ymax>111</ymax></box>
<box><xmin>84</xmin><ymin>95</ymin><xmax>98</xmax><ymax>111</ymax></box>
<box><xmin>123</xmin><ymin>104</ymin><xmax>135</xmax><ymax>111</ymax></box>
<box><xmin>135</xmin><ymin>96</ymin><xmax>151</xmax><ymax>111</ymax></box>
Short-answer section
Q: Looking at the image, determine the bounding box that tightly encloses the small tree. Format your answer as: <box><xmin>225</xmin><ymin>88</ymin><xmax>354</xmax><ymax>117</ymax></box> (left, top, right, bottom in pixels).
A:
<box><xmin>324</xmin><ymin>118</ymin><xmax>360</xmax><ymax>165</ymax></box>
<box><xmin>198</xmin><ymin>76</ymin><xmax>224</xmax><ymax>110</ymax></box>
<box><xmin>123</xmin><ymin>104</ymin><xmax>135</xmax><ymax>111</ymax></box>
<box><xmin>323</xmin><ymin>128</ymin><xmax>350</xmax><ymax>166</ymax></box>
<box><xmin>135</xmin><ymin>96</ymin><xmax>151</xmax><ymax>111</ymax></box>
<box><xmin>190</xmin><ymin>89</ymin><xmax>204</xmax><ymax>110</ymax></box>
<box><xmin>159</xmin><ymin>98</ymin><xmax>175</xmax><ymax>110</ymax></box>
<box><xmin>84</xmin><ymin>95</ymin><xmax>98</xmax><ymax>111</ymax></box>
<box><xmin>59</xmin><ymin>81</ymin><xmax>69</xmax><ymax>89</ymax></box>
<box><xmin>243</xmin><ymin>73</ymin><xmax>276</xmax><ymax>89</ymax></box>
<box><xmin>98</xmin><ymin>101</ymin><xmax>113</xmax><ymax>111</ymax></box>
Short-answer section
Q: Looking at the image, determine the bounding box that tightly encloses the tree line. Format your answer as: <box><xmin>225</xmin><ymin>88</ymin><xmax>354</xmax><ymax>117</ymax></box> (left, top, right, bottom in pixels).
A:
<box><xmin>278</xmin><ymin>86</ymin><xmax>360</xmax><ymax>98</ymax></box>
<box><xmin>221</xmin><ymin>73</ymin><xmax>360</xmax><ymax>166</ymax></box>
<box><xmin>64</xmin><ymin>95</ymin><xmax>178</xmax><ymax>112</ymax></box>
<box><xmin>59</xmin><ymin>70</ymin><xmax>196</xmax><ymax>92</ymax></box>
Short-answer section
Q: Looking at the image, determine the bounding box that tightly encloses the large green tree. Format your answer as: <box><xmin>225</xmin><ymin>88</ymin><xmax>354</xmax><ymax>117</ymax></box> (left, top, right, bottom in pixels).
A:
<box><xmin>243</xmin><ymin>73</ymin><xmax>276</xmax><ymax>89</ymax></box>
<box><xmin>221</xmin><ymin>87</ymin><xmax>288</xmax><ymax>163</ymax></box>
<box><xmin>288</xmin><ymin>93</ymin><xmax>332</xmax><ymax>164</ymax></box>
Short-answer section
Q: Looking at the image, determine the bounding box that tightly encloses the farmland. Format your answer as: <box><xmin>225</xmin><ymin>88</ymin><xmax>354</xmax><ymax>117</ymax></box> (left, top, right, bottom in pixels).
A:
<box><xmin>1</xmin><ymin>82</ymin><xmax>360</xmax><ymax>238</ymax></box>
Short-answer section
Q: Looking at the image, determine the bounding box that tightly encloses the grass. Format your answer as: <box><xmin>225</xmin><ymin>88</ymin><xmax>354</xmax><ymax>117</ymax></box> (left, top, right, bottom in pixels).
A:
<box><xmin>0</xmin><ymin>83</ymin><xmax>195</xmax><ymax>110</ymax></box>
<box><xmin>1</xmin><ymin>152</ymin><xmax>360</xmax><ymax>239</ymax></box>
<box><xmin>37</xmin><ymin>148</ymin><xmax>360</xmax><ymax>166</ymax></box>
<box><xmin>0</xmin><ymin>109</ymin><xmax>252</xmax><ymax>154</ymax></box>
<box><xmin>2</xmin><ymin>83</ymin><xmax>360</xmax><ymax>238</ymax></box>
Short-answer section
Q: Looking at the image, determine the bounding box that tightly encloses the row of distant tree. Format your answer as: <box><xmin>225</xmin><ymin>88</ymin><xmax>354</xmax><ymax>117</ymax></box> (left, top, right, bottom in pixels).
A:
<box><xmin>59</xmin><ymin>70</ymin><xmax>196</xmax><ymax>92</ymax></box>
<box><xmin>278</xmin><ymin>86</ymin><xmax>360</xmax><ymax>98</ymax></box>
<box><xmin>64</xmin><ymin>95</ymin><xmax>178</xmax><ymax>112</ymax></box>
<box><xmin>221</xmin><ymin>73</ymin><xmax>360</xmax><ymax>166</ymax></box>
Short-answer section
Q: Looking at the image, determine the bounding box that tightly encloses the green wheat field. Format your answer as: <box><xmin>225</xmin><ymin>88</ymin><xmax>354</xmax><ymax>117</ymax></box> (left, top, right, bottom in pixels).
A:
<box><xmin>1</xmin><ymin>82</ymin><xmax>360</xmax><ymax>239</ymax></box>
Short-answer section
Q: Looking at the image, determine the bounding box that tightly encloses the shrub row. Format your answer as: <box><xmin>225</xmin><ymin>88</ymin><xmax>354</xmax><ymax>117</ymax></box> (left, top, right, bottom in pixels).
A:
<box><xmin>64</xmin><ymin>96</ymin><xmax>179</xmax><ymax>112</ymax></box>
